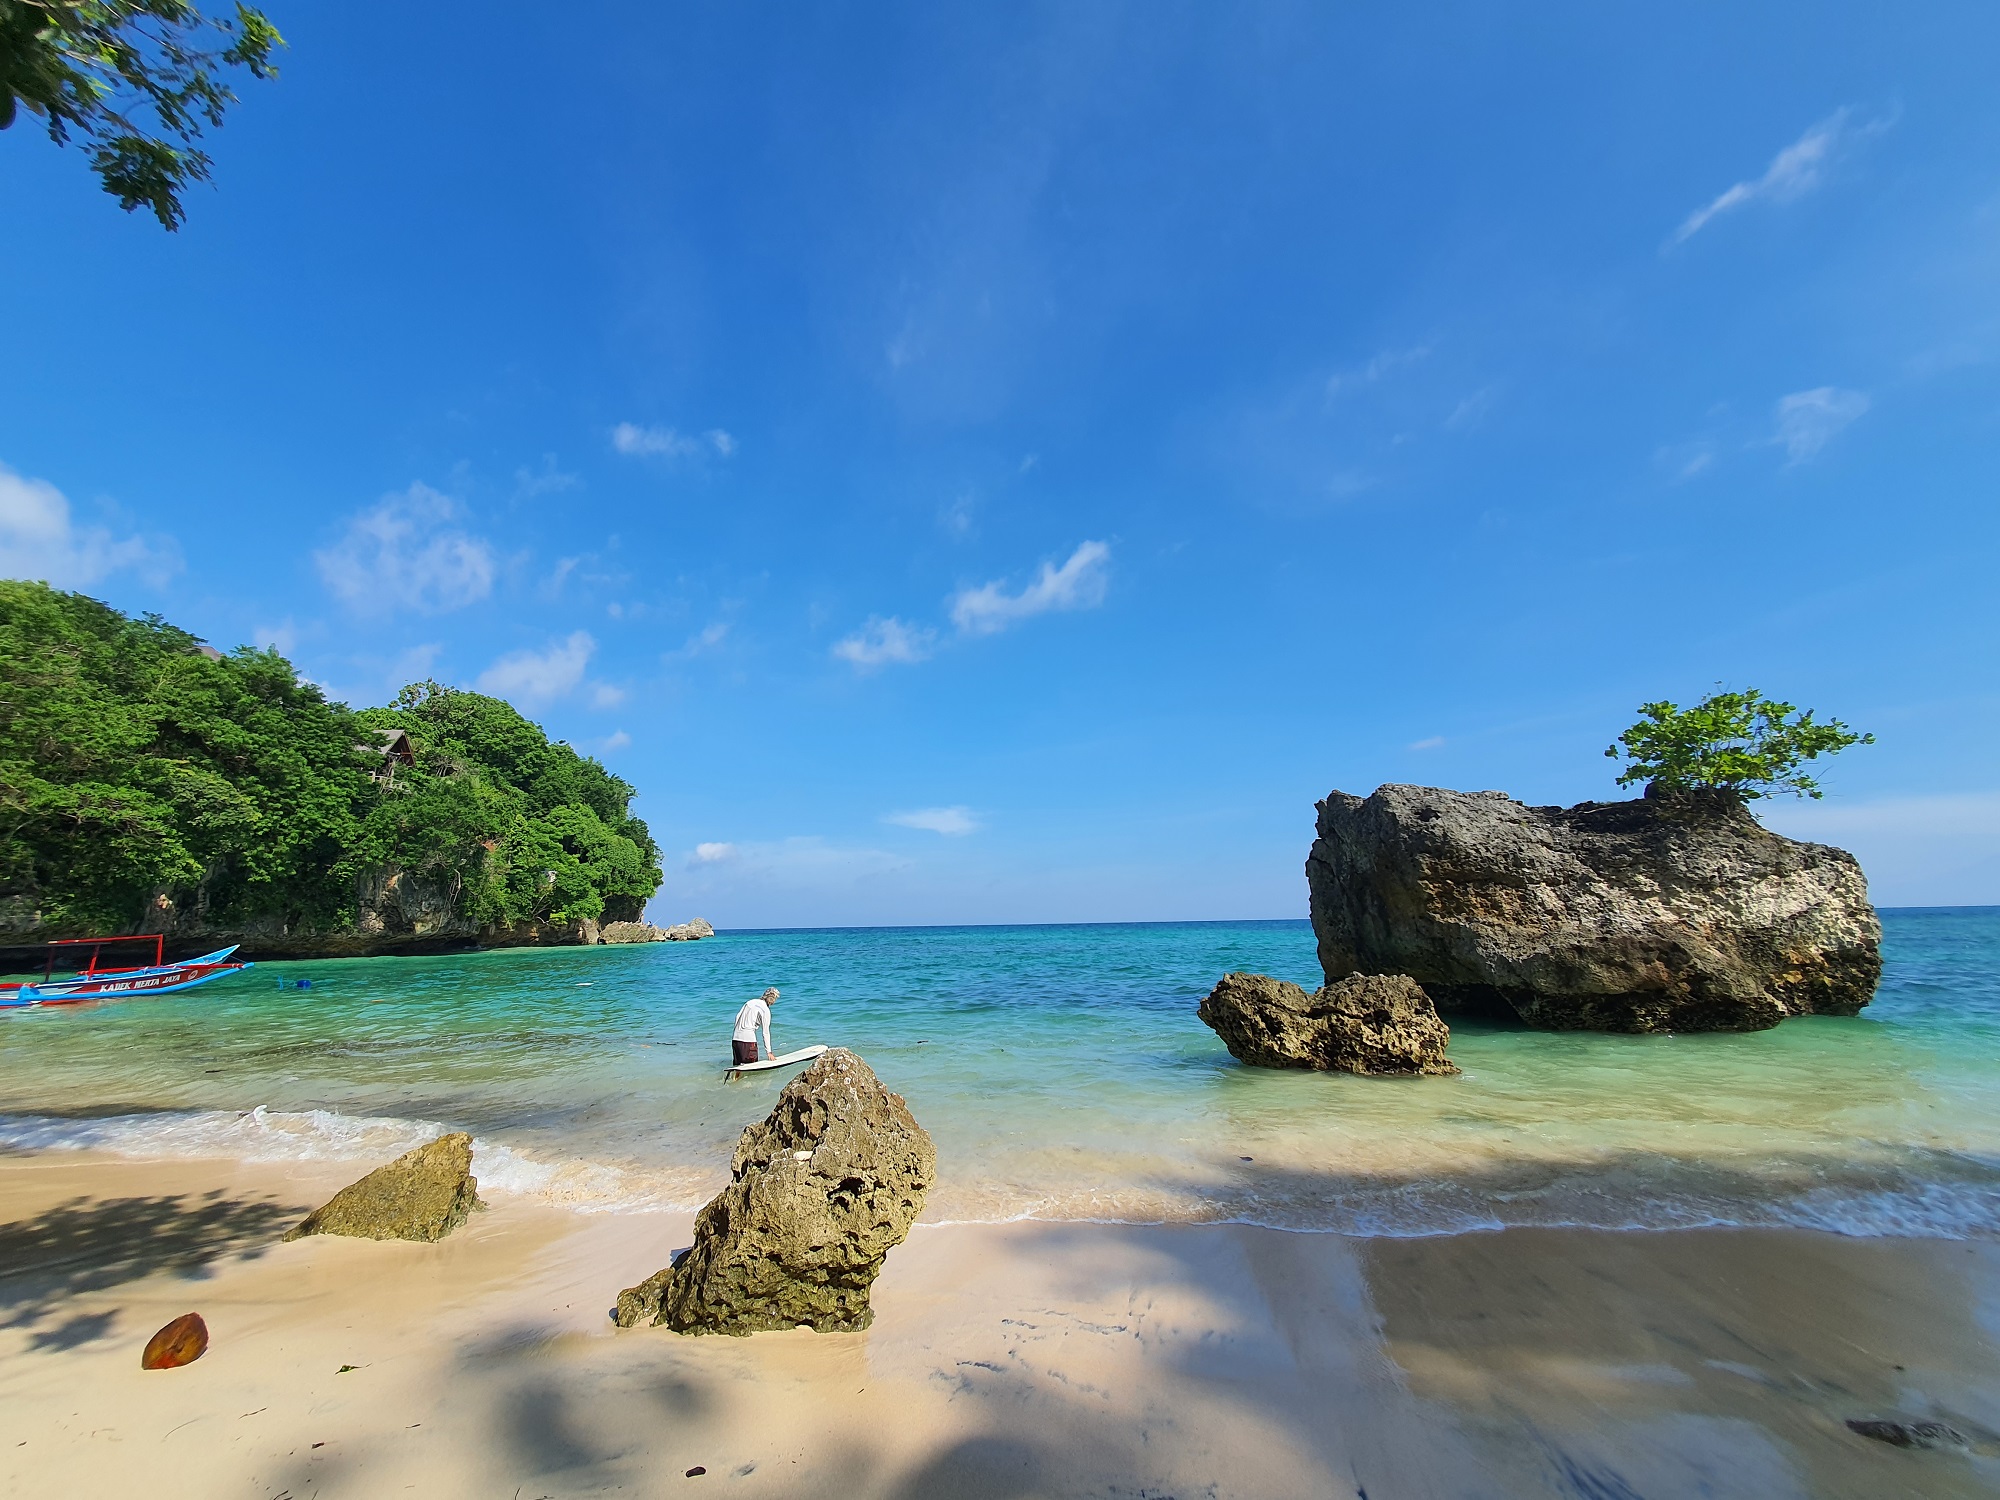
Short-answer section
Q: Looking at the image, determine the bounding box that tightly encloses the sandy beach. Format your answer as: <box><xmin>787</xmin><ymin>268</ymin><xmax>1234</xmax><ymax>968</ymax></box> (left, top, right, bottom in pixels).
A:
<box><xmin>2</xmin><ymin>1151</ymin><xmax>1995</xmax><ymax>1499</ymax></box>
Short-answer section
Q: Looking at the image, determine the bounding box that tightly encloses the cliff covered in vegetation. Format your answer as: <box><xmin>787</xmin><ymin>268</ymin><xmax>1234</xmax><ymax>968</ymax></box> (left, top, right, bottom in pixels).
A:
<box><xmin>0</xmin><ymin>581</ymin><xmax>662</xmax><ymax>956</ymax></box>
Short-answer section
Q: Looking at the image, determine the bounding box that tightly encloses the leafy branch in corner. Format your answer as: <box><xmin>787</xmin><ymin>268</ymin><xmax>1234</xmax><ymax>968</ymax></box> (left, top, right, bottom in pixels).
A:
<box><xmin>0</xmin><ymin>0</ymin><xmax>282</xmax><ymax>229</ymax></box>
<box><xmin>1606</xmin><ymin>687</ymin><xmax>1872</xmax><ymax>801</ymax></box>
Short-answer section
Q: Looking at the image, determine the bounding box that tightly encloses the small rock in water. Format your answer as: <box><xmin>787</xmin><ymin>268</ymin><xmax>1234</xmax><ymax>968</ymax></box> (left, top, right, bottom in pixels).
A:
<box><xmin>141</xmin><ymin>1312</ymin><xmax>209</xmax><ymax>1370</ymax></box>
<box><xmin>1846</xmin><ymin>1418</ymin><xmax>1966</xmax><ymax>1449</ymax></box>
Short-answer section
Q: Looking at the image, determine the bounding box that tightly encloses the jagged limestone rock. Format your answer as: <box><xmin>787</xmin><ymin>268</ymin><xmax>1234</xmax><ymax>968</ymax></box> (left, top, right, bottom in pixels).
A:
<box><xmin>1307</xmin><ymin>784</ymin><xmax>1882</xmax><ymax>1033</ymax></box>
<box><xmin>283</xmin><ymin>1132</ymin><xmax>483</xmax><ymax>1243</ymax></box>
<box><xmin>600</xmin><ymin>917</ymin><xmax>715</xmax><ymax>943</ymax></box>
<box><xmin>613</xmin><ymin>1049</ymin><xmax>934</xmax><ymax>1334</ymax></box>
<box><xmin>1198</xmin><ymin>971</ymin><xmax>1458</xmax><ymax>1075</ymax></box>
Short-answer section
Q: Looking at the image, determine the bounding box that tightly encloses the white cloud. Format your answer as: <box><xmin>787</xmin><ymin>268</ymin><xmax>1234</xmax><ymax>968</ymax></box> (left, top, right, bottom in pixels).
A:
<box><xmin>1773</xmin><ymin>387</ymin><xmax>1869</xmax><ymax>462</ymax></box>
<box><xmin>612</xmin><ymin>423</ymin><xmax>735</xmax><ymax>459</ymax></box>
<box><xmin>833</xmin><ymin>616</ymin><xmax>937</xmax><ymax>670</ymax></box>
<box><xmin>1408</xmin><ymin>736</ymin><xmax>1445</xmax><ymax>752</ymax></box>
<box><xmin>597</xmin><ymin>730</ymin><xmax>632</xmax><ymax>753</ymax></box>
<box><xmin>682</xmin><ymin>836</ymin><xmax>910</xmax><ymax>882</ymax></box>
<box><xmin>884</xmin><ymin>806</ymin><xmax>980</xmax><ymax>836</ymax></box>
<box><xmin>589</xmin><ymin>682</ymin><xmax>628</xmax><ymax>708</ymax></box>
<box><xmin>253</xmin><ymin>619</ymin><xmax>298</xmax><ymax>656</ymax></box>
<box><xmin>1672</xmin><ymin>108</ymin><xmax>1889</xmax><ymax>246</ymax></box>
<box><xmin>316</xmin><ymin>483</ymin><xmax>494</xmax><ymax>614</ymax></box>
<box><xmin>0</xmin><ymin>463</ymin><xmax>177</xmax><ymax>588</ymax></box>
<box><xmin>949</xmin><ymin>540</ymin><xmax>1111</xmax><ymax>637</ymax></box>
<box><xmin>514</xmin><ymin>457</ymin><xmax>581</xmax><ymax>499</ymax></box>
<box><xmin>476</xmin><ymin>630</ymin><xmax>595</xmax><ymax>707</ymax></box>
<box><xmin>689</xmin><ymin>842</ymin><xmax>738</xmax><ymax>865</ymax></box>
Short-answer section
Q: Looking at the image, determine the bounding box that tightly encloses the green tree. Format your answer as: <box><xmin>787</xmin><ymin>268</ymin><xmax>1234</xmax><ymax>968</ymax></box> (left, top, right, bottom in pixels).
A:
<box><xmin>0</xmin><ymin>0</ymin><xmax>282</xmax><ymax>229</ymax></box>
<box><xmin>1606</xmin><ymin>688</ymin><xmax>1872</xmax><ymax>801</ymax></box>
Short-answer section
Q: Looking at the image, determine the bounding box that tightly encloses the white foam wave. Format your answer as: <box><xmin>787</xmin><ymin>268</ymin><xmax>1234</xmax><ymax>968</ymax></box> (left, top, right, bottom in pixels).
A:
<box><xmin>0</xmin><ymin>1108</ymin><xmax>713</xmax><ymax>1215</ymax></box>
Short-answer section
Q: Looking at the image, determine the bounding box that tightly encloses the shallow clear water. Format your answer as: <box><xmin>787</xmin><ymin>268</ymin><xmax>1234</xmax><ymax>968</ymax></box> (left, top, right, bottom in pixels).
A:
<box><xmin>3</xmin><ymin>910</ymin><xmax>1997</xmax><ymax>1237</ymax></box>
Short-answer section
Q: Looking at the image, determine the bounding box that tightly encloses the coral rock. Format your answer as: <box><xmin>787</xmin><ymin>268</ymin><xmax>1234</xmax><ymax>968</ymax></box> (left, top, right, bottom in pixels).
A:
<box><xmin>614</xmin><ymin>1048</ymin><xmax>933</xmax><ymax>1334</ymax></box>
<box><xmin>1199</xmin><ymin>971</ymin><xmax>1458</xmax><ymax>1075</ymax></box>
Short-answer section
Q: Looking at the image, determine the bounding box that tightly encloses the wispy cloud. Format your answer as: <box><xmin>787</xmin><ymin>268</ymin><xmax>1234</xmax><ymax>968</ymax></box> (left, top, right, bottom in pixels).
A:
<box><xmin>666</xmin><ymin>622</ymin><xmax>730</xmax><ymax>662</ymax></box>
<box><xmin>1672</xmin><ymin>108</ymin><xmax>1891</xmax><ymax>246</ymax></box>
<box><xmin>476</xmin><ymin>630</ymin><xmax>595</xmax><ymax>707</ymax></box>
<box><xmin>884</xmin><ymin>806</ymin><xmax>980</xmax><ymax>836</ymax></box>
<box><xmin>611</xmin><ymin>423</ymin><xmax>735</xmax><ymax>459</ymax></box>
<box><xmin>316</xmin><ymin>483</ymin><xmax>495</xmax><ymax>614</ymax></box>
<box><xmin>0</xmin><ymin>462</ymin><xmax>179</xmax><ymax>589</ymax></box>
<box><xmin>950</xmin><ymin>541</ymin><xmax>1111</xmax><ymax>637</ymax></box>
<box><xmin>1325</xmin><ymin>344</ymin><xmax>1432</xmax><ymax>401</ymax></box>
<box><xmin>832</xmin><ymin>616</ymin><xmax>937</xmax><ymax>670</ymax></box>
<box><xmin>688</xmin><ymin>841</ymin><xmax>737</xmax><ymax>866</ymax></box>
<box><xmin>1408</xmin><ymin>736</ymin><xmax>1445</xmax><ymax>752</ymax></box>
<box><xmin>1773</xmin><ymin>387</ymin><xmax>1869</xmax><ymax>462</ymax></box>
<box><xmin>595</xmin><ymin>730</ymin><xmax>632</xmax><ymax>754</ymax></box>
<box><xmin>589</xmin><ymin>682</ymin><xmax>627</xmax><ymax>708</ymax></box>
<box><xmin>514</xmin><ymin>456</ymin><xmax>581</xmax><ymax>500</ymax></box>
<box><xmin>681</xmin><ymin>836</ymin><xmax>911</xmax><ymax>882</ymax></box>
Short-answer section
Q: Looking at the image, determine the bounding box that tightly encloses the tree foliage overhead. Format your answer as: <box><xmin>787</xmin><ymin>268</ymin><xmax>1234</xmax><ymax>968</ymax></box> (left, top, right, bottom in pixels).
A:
<box><xmin>1606</xmin><ymin>687</ymin><xmax>1873</xmax><ymax>802</ymax></box>
<box><xmin>0</xmin><ymin>581</ymin><xmax>661</xmax><ymax>938</ymax></box>
<box><xmin>0</xmin><ymin>0</ymin><xmax>282</xmax><ymax>229</ymax></box>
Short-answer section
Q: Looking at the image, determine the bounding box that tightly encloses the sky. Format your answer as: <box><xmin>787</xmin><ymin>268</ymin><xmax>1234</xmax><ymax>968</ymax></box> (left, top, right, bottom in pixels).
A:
<box><xmin>4</xmin><ymin>2</ymin><xmax>1998</xmax><ymax>924</ymax></box>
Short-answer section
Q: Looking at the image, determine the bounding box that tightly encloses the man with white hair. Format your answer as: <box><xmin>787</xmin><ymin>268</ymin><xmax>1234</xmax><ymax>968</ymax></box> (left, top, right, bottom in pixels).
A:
<box><xmin>732</xmin><ymin>987</ymin><xmax>779</xmax><ymax>1065</ymax></box>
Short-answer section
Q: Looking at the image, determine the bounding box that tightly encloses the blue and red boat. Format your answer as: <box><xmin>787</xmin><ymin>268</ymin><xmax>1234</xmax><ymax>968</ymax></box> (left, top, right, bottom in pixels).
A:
<box><xmin>0</xmin><ymin>936</ymin><xmax>252</xmax><ymax>1010</ymax></box>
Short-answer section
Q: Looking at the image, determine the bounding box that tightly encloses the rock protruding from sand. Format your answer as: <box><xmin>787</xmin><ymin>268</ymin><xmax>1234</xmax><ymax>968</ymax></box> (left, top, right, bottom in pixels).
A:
<box><xmin>283</xmin><ymin>1132</ymin><xmax>483</xmax><ymax>1243</ymax></box>
<box><xmin>1308</xmin><ymin>783</ymin><xmax>1882</xmax><ymax>1033</ymax></box>
<box><xmin>600</xmin><ymin>917</ymin><xmax>715</xmax><ymax>943</ymax></box>
<box><xmin>1198</xmin><ymin>971</ymin><xmax>1458</xmax><ymax>1075</ymax></box>
<box><xmin>614</xmin><ymin>1048</ymin><xmax>934</xmax><ymax>1335</ymax></box>
<box><xmin>141</xmin><ymin>1312</ymin><xmax>209</xmax><ymax>1369</ymax></box>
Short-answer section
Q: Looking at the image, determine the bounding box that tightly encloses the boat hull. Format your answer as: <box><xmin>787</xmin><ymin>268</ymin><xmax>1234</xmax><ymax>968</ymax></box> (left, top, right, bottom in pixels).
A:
<box><xmin>0</xmin><ymin>947</ymin><xmax>252</xmax><ymax>1010</ymax></box>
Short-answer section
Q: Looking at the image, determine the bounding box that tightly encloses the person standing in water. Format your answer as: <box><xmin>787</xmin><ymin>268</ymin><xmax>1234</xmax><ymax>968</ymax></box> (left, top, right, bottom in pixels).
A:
<box><xmin>733</xmin><ymin>987</ymin><xmax>778</xmax><ymax>1064</ymax></box>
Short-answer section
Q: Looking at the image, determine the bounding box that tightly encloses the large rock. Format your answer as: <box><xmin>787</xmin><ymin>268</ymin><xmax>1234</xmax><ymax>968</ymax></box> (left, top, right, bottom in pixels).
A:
<box><xmin>1199</xmin><ymin>972</ymin><xmax>1458</xmax><ymax>1074</ymax></box>
<box><xmin>613</xmin><ymin>1049</ymin><xmax>934</xmax><ymax>1335</ymax></box>
<box><xmin>283</xmin><ymin>1132</ymin><xmax>483</xmax><ymax>1242</ymax></box>
<box><xmin>1307</xmin><ymin>784</ymin><xmax>1882</xmax><ymax>1033</ymax></box>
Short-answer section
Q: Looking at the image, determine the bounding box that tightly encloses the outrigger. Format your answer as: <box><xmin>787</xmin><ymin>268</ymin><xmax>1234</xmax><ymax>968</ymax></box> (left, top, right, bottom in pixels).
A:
<box><xmin>0</xmin><ymin>936</ymin><xmax>252</xmax><ymax>1010</ymax></box>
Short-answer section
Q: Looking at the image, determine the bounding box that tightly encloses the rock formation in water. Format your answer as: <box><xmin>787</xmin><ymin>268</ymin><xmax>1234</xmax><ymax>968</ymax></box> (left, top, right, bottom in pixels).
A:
<box><xmin>600</xmin><ymin>917</ymin><xmax>715</xmax><ymax>944</ymax></box>
<box><xmin>613</xmin><ymin>1049</ymin><xmax>934</xmax><ymax>1335</ymax></box>
<box><xmin>1198</xmin><ymin>971</ymin><xmax>1458</xmax><ymax>1075</ymax></box>
<box><xmin>1307</xmin><ymin>784</ymin><xmax>1882</xmax><ymax>1033</ymax></box>
<box><xmin>284</xmin><ymin>1132</ymin><xmax>483</xmax><ymax>1243</ymax></box>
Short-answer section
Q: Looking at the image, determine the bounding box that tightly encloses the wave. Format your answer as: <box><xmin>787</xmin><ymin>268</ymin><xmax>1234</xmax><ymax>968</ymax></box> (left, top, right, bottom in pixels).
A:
<box><xmin>7</xmin><ymin>1107</ymin><xmax>1999</xmax><ymax>1240</ymax></box>
<box><xmin>0</xmin><ymin>1107</ymin><xmax>717</xmax><ymax>1215</ymax></box>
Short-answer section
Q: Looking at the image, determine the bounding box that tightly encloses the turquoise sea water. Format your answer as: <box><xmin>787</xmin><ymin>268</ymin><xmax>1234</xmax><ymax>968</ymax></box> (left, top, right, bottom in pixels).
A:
<box><xmin>3</xmin><ymin>910</ymin><xmax>1998</xmax><ymax>1236</ymax></box>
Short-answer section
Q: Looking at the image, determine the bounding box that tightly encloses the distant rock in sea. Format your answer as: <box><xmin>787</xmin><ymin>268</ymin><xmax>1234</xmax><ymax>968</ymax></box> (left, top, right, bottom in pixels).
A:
<box><xmin>599</xmin><ymin>917</ymin><xmax>715</xmax><ymax>944</ymax></box>
<box><xmin>613</xmin><ymin>1048</ymin><xmax>934</xmax><ymax>1335</ymax></box>
<box><xmin>1307</xmin><ymin>784</ymin><xmax>1882</xmax><ymax>1033</ymax></box>
<box><xmin>1198</xmin><ymin>971</ymin><xmax>1458</xmax><ymax>1075</ymax></box>
<box><xmin>284</xmin><ymin>1132</ymin><xmax>483</xmax><ymax>1243</ymax></box>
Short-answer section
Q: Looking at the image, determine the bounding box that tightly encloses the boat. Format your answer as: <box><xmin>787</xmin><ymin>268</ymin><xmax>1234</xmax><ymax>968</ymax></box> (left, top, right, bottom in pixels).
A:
<box><xmin>0</xmin><ymin>936</ymin><xmax>253</xmax><ymax>1010</ymax></box>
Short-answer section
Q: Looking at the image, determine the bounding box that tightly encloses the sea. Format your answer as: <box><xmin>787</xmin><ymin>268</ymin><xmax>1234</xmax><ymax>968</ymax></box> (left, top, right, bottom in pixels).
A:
<box><xmin>3</xmin><ymin>910</ymin><xmax>1997</xmax><ymax>1239</ymax></box>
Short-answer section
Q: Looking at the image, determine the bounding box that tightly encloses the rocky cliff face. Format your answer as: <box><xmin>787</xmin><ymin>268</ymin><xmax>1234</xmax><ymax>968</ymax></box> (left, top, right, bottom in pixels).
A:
<box><xmin>1307</xmin><ymin>784</ymin><xmax>1881</xmax><ymax>1033</ymax></box>
<box><xmin>0</xmin><ymin>866</ymin><xmax>701</xmax><ymax>961</ymax></box>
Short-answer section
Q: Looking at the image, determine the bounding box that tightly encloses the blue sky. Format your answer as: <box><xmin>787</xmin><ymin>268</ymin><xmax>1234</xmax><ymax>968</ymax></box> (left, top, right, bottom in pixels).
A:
<box><xmin>5</xmin><ymin>3</ymin><xmax>1998</xmax><ymax>923</ymax></box>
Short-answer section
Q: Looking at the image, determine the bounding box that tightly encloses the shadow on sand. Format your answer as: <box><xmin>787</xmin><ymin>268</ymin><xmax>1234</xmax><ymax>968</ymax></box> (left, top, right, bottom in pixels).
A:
<box><xmin>0</xmin><ymin>1190</ymin><xmax>305</xmax><ymax>1351</ymax></box>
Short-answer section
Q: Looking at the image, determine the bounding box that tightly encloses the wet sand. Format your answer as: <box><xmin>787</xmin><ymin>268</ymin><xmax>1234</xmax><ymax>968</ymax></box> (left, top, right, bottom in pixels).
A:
<box><xmin>1</xmin><ymin>1151</ymin><xmax>1996</xmax><ymax>1498</ymax></box>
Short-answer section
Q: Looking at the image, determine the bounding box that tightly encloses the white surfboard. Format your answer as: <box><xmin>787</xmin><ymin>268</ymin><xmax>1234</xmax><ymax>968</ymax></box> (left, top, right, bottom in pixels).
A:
<box><xmin>729</xmin><ymin>1044</ymin><xmax>828</xmax><ymax>1074</ymax></box>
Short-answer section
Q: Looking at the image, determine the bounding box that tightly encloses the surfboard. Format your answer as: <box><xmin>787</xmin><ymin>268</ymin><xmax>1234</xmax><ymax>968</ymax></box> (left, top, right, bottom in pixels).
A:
<box><xmin>729</xmin><ymin>1044</ymin><xmax>828</xmax><ymax>1074</ymax></box>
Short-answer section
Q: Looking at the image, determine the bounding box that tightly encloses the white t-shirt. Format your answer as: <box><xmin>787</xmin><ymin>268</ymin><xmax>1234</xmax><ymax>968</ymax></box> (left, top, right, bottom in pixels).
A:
<box><xmin>733</xmin><ymin>997</ymin><xmax>771</xmax><ymax>1045</ymax></box>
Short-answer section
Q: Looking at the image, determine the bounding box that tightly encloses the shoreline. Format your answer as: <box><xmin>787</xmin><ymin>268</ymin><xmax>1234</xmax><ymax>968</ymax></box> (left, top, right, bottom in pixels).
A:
<box><xmin>3</xmin><ymin>1151</ymin><xmax>1997</xmax><ymax>1497</ymax></box>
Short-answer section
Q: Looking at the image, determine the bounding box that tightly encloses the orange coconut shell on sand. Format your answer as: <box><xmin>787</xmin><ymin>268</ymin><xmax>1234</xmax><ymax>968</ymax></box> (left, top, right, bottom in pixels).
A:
<box><xmin>141</xmin><ymin>1313</ymin><xmax>209</xmax><ymax>1370</ymax></box>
